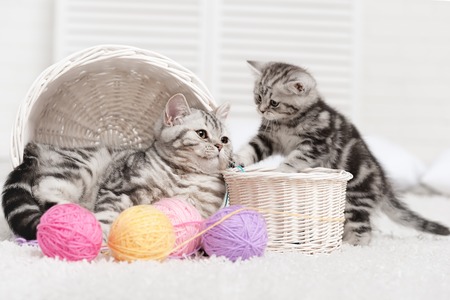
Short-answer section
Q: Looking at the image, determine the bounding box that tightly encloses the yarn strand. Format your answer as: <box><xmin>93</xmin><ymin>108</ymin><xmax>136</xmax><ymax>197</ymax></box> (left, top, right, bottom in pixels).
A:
<box><xmin>170</xmin><ymin>206</ymin><xmax>344</xmax><ymax>254</ymax></box>
<box><xmin>171</xmin><ymin>207</ymin><xmax>250</xmax><ymax>254</ymax></box>
<box><xmin>103</xmin><ymin>204</ymin><xmax>345</xmax><ymax>261</ymax></box>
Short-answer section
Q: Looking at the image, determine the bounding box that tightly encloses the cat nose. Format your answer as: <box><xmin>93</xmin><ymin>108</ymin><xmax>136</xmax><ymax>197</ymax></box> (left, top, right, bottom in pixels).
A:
<box><xmin>215</xmin><ymin>144</ymin><xmax>223</xmax><ymax>151</ymax></box>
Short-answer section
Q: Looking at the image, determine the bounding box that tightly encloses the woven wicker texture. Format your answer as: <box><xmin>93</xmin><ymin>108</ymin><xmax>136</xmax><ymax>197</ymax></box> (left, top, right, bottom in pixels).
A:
<box><xmin>223</xmin><ymin>167</ymin><xmax>353</xmax><ymax>254</ymax></box>
<box><xmin>11</xmin><ymin>45</ymin><xmax>216</xmax><ymax>167</ymax></box>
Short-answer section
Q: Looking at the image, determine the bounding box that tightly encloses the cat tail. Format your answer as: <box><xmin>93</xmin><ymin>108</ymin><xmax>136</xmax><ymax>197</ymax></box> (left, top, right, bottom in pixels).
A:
<box><xmin>381</xmin><ymin>194</ymin><xmax>450</xmax><ymax>236</ymax></box>
<box><xmin>2</xmin><ymin>144</ymin><xmax>43</xmax><ymax>240</ymax></box>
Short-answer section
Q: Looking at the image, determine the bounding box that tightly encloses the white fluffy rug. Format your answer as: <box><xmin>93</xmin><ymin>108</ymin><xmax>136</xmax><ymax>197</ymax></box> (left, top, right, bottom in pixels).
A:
<box><xmin>1</xmin><ymin>192</ymin><xmax>449</xmax><ymax>300</ymax></box>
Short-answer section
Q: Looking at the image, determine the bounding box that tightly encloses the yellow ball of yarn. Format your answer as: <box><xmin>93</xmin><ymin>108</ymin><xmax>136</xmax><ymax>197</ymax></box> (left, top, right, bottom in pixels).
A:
<box><xmin>107</xmin><ymin>205</ymin><xmax>175</xmax><ymax>262</ymax></box>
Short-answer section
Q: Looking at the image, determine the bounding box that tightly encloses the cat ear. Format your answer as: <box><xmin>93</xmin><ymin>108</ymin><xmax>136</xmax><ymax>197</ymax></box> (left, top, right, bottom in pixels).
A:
<box><xmin>214</xmin><ymin>102</ymin><xmax>230</xmax><ymax>122</ymax></box>
<box><xmin>247</xmin><ymin>60</ymin><xmax>265</xmax><ymax>76</ymax></box>
<box><xmin>165</xmin><ymin>93</ymin><xmax>191</xmax><ymax>126</ymax></box>
<box><xmin>286</xmin><ymin>73</ymin><xmax>316</xmax><ymax>95</ymax></box>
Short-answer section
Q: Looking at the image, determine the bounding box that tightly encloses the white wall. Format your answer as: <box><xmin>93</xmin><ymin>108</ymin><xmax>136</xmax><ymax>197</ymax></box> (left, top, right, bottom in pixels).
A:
<box><xmin>1</xmin><ymin>0</ymin><xmax>450</xmax><ymax>167</ymax></box>
<box><xmin>0</xmin><ymin>0</ymin><xmax>53</xmax><ymax>161</ymax></box>
<box><xmin>358</xmin><ymin>0</ymin><xmax>450</xmax><ymax>164</ymax></box>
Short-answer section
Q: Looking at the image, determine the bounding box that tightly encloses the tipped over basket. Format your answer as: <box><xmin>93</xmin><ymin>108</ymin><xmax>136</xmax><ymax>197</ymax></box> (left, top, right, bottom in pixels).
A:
<box><xmin>223</xmin><ymin>167</ymin><xmax>353</xmax><ymax>254</ymax></box>
<box><xmin>11</xmin><ymin>44</ymin><xmax>216</xmax><ymax>167</ymax></box>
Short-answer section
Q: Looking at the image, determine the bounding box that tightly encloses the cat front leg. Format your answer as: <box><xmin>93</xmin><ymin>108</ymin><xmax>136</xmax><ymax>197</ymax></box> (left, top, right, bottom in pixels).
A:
<box><xmin>234</xmin><ymin>143</ymin><xmax>258</xmax><ymax>167</ymax></box>
<box><xmin>94</xmin><ymin>188</ymin><xmax>134</xmax><ymax>242</ymax></box>
<box><xmin>276</xmin><ymin>149</ymin><xmax>314</xmax><ymax>173</ymax></box>
<box><xmin>234</xmin><ymin>133</ymin><xmax>275</xmax><ymax>167</ymax></box>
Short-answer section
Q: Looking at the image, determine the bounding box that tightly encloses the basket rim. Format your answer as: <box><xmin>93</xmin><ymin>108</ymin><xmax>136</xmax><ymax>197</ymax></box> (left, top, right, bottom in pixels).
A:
<box><xmin>223</xmin><ymin>166</ymin><xmax>353</xmax><ymax>181</ymax></box>
<box><xmin>10</xmin><ymin>44</ymin><xmax>216</xmax><ymax>168</ymax></box>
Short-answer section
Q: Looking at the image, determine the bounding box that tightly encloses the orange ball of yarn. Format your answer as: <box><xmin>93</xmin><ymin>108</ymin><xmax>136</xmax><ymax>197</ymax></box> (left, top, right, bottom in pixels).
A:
<box><xmin>107</xmin><ymin>205</ymin><xmax>175</xmax><ymax>262</ymax></box>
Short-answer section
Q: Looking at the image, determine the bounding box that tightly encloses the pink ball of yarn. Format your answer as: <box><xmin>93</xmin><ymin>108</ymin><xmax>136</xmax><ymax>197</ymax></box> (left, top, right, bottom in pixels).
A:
<box><xmin>202</xmin><ymin>205</ymin><xmax>268</xmax><ymax>262</ymax></box>
<box><xmin>153</xmin><ymin>198</ymin><xmax>203</xmax><ymax>258</ymax></box>
<box><xmin>37</xmin><ymin>203</ymin><xmax>102</xmax><ymax>261</ymax></box>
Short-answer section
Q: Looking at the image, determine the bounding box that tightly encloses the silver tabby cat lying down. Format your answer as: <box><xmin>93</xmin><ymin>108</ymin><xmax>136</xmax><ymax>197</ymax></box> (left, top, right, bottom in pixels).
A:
<box><xmin>2</xmin><ymin>94</ymin><xmax>232</xmax><ymax>241</ymax></box>
<box><xmin>235</xmin><ymin>61</ymin><xmax>450</xmax><ymax>246</ymax></box>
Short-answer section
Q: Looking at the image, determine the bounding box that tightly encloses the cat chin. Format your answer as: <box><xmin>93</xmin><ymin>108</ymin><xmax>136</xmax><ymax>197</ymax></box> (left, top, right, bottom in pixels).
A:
<box><xmin>263</xmin><ymin>114</ymin><xmax>282</xmax><ymax>121</ymax></box>
<box><xmin>261</xmin><ymin>114</ymin><xmax>275</xmax><ymax>121</ymax></box>
<box><xmin>200</xmin><ymin>156</ymin><xmax>230</xmax><ymax>172</ymax></box>
<box><xmin>260</xmin><ymin>111</ymin><xmax>282</xmax><ymax>121</ymax></box>
<box><xmin>198</xmin><ymin>160</ymin><xmax>222</xmax><ymax>173</ymax></box>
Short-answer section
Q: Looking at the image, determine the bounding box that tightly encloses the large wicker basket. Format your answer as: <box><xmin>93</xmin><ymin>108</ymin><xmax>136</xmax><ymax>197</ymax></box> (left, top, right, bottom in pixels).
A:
<box><xmin>223</xmin><ymin>166</ymin><xmax>353</xmax><ymax>254</ymax></box>
<box><xmin>11</xmin><ymin>45</ymin><xmax>216</xmax><ymax>167</ymax></box>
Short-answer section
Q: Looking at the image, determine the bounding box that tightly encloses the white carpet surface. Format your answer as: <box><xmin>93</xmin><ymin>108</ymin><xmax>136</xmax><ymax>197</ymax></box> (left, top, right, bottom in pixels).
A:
<box><xmin>1</xmin><ymin>235</ymin><xmax>449</xmax><ymax>300</ymax></box>
<box><xmin>1</xmin><ymin>192</ymin><xmax>449</xmax><ymax>300</ymax></box>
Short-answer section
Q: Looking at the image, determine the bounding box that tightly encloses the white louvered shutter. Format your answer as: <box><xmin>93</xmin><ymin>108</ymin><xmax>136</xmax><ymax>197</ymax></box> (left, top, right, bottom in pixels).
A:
<box><xmin>54</xmin><ymin>0</ymin><xmax>356</xmax><ymax>147</ymax></box>
<box><xmin>217</xmin><ymin>0</ymin><xmax>355</xmax><ymax>117</ymax></box>
<box><xmin>54</xmin><ymin>0</ymin><xmax>205</xmax><ymax>73</ymax></box>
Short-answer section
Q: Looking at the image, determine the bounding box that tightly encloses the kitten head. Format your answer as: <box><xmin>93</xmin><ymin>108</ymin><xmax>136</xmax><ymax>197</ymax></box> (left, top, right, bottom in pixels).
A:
<box><xmin>247</xmin><ymin>60</ymin><xmax>319</xmax><ymax>121</ymax></box>
<box><xmin>156</xmin><ymin>93</ymin><xmax>232</xmax><ymax>173</ymax></box>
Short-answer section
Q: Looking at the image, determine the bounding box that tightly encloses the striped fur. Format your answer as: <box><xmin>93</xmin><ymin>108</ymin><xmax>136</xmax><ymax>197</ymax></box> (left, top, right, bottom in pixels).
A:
<box><xmin>236</xmin><ymin>61</ymin><xmax>449</xmax><ymax>245</ymax></box>
<box><xmin>2</xmin><ymin>94</ymin><xmax>232</xmax><ymax>241</ymax></box>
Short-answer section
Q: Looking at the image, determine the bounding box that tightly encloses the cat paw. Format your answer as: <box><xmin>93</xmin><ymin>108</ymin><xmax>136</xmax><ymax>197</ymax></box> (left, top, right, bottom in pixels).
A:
<box><xmin>231</xmin><ymin>154</ymin><xmax>250</xmax><ymax>169</ymax></box>
<box><xmin>342</xmin><ymin>230</ymin><xmax>372</xmax><ymax>246</ymax></box>
<box><xmin>228</xmin><ymin>160</ymin><xmax>242</xmax><ymax>168</ymax></box>
<box><xmin>275</xmin><ymin>164</ymin><xmax>298</xmax><ymax>173</ymax></box>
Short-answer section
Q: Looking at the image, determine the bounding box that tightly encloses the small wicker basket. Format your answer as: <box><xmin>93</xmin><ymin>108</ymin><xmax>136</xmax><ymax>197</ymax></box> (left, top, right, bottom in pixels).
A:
<box><xmin>223</xmin><ymin>166</ymin><xmax>353</xmax><ymax>254</ymax></box>
<box><xmin>11</xmin><ymin>45</ymin><xmax>216</xmax><ymax>168</ymax></box>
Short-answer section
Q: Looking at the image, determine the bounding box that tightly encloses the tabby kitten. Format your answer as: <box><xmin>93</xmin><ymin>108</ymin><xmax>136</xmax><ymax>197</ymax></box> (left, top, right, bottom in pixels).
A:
<box><xmin>2</xmin><ymin>94</ymin><xmax>232</xmax><ymax>241</ymax></box>
<box><xmin>235</xmin><ymin>61</ymin><xmax>449</xmax><ymax>245</ymax></box>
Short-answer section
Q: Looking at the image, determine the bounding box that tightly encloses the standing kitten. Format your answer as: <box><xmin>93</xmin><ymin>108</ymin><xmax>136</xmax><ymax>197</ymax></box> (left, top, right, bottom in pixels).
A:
<box><xmin>235</xmin><ymin>61</ymin><xmax>449</xmax><ymax>245</ymax></box>
<box><xmin>2</xmin><ymin>94</ymin><xmax>232</xmax><ymax>241</ymax></box>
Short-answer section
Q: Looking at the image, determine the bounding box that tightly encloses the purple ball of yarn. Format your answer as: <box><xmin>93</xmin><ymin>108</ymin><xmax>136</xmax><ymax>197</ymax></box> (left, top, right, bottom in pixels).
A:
<box><xmin>202</xmin><ymin>205</ymin><xmax>268</xmax><ymax>262</ymax></box>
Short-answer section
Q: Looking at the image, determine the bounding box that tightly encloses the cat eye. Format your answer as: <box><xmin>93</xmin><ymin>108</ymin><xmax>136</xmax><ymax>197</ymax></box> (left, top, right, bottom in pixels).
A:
<box><xmin>255</xmin><ymin>95</ymin><xmax>262</xmax><ymax>104</ymax></box>
<box><xmin>196</xmin><ymin>130</ymin><xmax>208</xmax><ymax>139</ymax></box>
<box><xmin>221</xmin><ymin>136</ymin><xmax>229</xmax><ymax>144</ymax></box>
<box><xmin>270</xmin><ymin>100</ymin><xmax>279</xmax><ymax>107</ymax></box>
